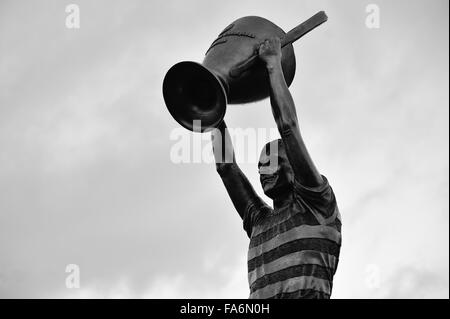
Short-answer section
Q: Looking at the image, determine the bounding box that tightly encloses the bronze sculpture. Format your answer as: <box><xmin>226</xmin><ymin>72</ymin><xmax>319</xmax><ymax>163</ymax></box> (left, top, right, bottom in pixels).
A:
<box><xmin>163</xmin><ymin>11</ymin><xmax>342</xmax><ymax>299</ymax></box>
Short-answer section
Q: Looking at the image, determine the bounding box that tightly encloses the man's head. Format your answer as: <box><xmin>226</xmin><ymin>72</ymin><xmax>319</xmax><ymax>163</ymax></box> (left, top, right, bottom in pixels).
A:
<box><xmin>258</xmin><ymin>139</ymin><xmax>294</xmax><ymax>199</ymax></box>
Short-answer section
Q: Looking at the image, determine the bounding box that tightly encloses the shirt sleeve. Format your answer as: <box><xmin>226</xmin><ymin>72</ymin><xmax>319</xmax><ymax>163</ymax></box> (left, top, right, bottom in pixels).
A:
<box><xmin>242</xmin><ymin>197</ymin><xmax>270</xmax><ymax>238</ymax></box>
<box><xmin>292</xmin><ymin>175</ymin><xmax>338</xmax><ymax>224</ymax></box>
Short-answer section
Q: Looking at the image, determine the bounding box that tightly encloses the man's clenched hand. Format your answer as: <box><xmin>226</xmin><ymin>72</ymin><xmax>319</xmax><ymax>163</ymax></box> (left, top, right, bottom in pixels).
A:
<box><xmin>258</xmin><ymin>37</ymin><xmax>282</xmax><ymax>69</ymax></box>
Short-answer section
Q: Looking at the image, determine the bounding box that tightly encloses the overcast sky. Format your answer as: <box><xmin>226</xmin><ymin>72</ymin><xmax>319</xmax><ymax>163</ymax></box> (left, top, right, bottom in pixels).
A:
<box><xmin>0</xmin><ymin>0</ymin><xmax>448</xmax><ymax>298</ymax></box>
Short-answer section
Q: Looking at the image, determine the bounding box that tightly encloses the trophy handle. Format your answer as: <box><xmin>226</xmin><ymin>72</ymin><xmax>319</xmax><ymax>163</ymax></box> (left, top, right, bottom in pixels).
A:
<box><xmin>229</xmin><ymin>11</ymin><xmax>328</xmax><ymax>78</ymax></box>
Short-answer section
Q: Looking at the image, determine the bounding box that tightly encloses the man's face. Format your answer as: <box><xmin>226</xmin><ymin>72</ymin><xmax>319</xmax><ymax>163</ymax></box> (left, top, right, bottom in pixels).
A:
<box><xmin>258</xmin><ymin>140</ymin><xmax>294</xmax><ymax>199</ymax></box>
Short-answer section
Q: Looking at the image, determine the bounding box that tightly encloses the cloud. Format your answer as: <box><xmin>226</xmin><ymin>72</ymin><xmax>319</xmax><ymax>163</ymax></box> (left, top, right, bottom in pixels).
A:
<box><xmin>382</xmin><ymin>266</ymin><xmax>449</xmax><ymax>299</ymax></box>
<box><xmin>0</xmin><ymin>0</ymin><xmax>448</xmax><ymax>299</ymax></box>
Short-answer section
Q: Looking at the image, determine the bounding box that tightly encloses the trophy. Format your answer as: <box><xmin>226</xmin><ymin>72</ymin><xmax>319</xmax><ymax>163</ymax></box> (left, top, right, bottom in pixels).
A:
<box><xmin>162</xmin><ymin>11</ymin><xmax>328</xmax><ymax>132</ymax></box>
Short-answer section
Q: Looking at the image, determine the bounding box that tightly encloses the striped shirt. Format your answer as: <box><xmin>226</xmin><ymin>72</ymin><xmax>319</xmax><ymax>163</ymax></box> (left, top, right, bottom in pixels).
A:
<box><xmin>243</xmin><ymin>176</ymin><xmax>342</xmax><ymax>299</ymax></box>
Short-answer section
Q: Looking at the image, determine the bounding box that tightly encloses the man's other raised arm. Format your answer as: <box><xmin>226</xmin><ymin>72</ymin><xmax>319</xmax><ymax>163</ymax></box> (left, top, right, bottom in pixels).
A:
<box><xmin>259</xmin><ymin>38</ymin><xmax>323</xmax><ymax>187</ymax></box>
<box><xmin>212</xmin><ymin>121</ymin><xmax>266</xmax><ymax>221</ymax></box>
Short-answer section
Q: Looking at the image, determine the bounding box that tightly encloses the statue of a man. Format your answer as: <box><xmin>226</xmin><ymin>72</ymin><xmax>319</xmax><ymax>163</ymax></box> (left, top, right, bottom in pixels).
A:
<box><xmin>211</xmin><ymin>37</ymin><xmax>342</xmax><ymax>299</ymax></box>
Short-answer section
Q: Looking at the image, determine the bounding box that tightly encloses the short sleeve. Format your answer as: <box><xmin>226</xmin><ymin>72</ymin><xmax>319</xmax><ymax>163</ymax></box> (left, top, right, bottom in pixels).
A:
<box><xmin>293</xmin><ymin>175</ymin><xmax>338</xmax><ymax>224</ymax></box>
<box><xmin>243</xmin><ymin>198</ymin><xmax>270</xmax><ymax>238</ymax></box>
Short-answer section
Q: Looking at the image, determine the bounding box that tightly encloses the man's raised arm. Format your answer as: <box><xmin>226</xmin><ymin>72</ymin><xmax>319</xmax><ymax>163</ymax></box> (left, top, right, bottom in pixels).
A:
<box><xmin>259</xmin><ymin>38</ymin><xmax>323</xmax><ymax>187</ymax></box>
<box><xmin>212</xmin><ymin>121</ymin><xmax>265</xmax><ymax>220</ymax></box>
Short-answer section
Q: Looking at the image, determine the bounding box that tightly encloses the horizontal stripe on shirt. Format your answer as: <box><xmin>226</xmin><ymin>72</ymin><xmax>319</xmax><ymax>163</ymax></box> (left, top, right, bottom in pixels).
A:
<box><xmin>251</xmin><ymin>208</ymin><xmax>319</xmax><ymax>241</ymax></box>
<box><xmin>248</xmin><ymin>250</ymin><xmax>338</xmax><ymax>285</ymax></box>
<box><xmin>269</xmin><ymin>289</ymin><xmax>330</xmax><ymax>299</ymax></box>
<box><xmin>248</xmin><ymin>224</ymin><xmax>341</xmax><ymax>260</ymax></box>
<box><xmin>250</xmin><ymin>210</ymin><xmax>334</xmax><ymax>248</ymax></box>
<box><xmin>250</xmin><ymin>275</ymin><xmax>331</xmax><ymax>299</ymax></box>
<box><xmin>248</xmin><ymin>238</ymin><xmax>340</xmax><ymax>271</ymax></box>
<box><xmin>250</xmin><ymin>263</ymin><xmax>332</xmax><ymax>292</ymax></box>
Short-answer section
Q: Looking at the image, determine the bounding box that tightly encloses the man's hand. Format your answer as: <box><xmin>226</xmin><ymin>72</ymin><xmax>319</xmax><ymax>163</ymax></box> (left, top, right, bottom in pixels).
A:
<box><xmin>258</xmin><ymin>37</ymin><xmax>282</xmax><ymax>69</ymax></box>
<box><xmin>212</xmin><ymin>120</ymin><xmax>235</xmax><ymax>167</ymax></box>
